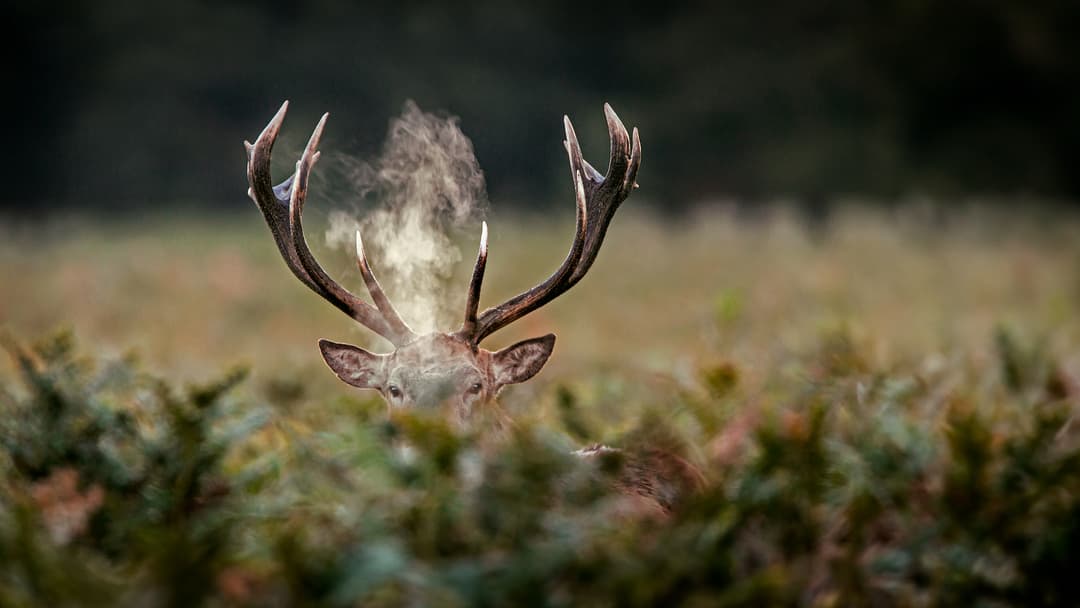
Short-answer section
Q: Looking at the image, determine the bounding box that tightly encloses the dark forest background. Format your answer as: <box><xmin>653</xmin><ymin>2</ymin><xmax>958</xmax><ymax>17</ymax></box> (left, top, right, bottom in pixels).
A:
<box><xmin>10</xmin><ymin>0</ymin><xmax>1080</xmax><ymax>215</ymax></box>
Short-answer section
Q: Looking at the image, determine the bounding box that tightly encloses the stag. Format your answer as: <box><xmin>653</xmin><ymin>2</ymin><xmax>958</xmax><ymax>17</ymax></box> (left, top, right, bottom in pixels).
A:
<box><xmin>245</xmin><ymin>102</ymin><xmax>700</xmax><ymax>512</ymax></box>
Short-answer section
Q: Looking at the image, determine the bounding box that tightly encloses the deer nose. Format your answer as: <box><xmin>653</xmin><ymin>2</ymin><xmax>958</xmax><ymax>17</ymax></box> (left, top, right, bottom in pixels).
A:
<box><xmin>414</xmin><ymin>377</ymin><xmax>458</xmax><ymax>410</ymax></box>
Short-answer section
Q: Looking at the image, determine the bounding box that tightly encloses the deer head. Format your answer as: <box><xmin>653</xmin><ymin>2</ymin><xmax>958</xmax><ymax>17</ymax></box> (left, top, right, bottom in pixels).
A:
<box><xmin>245</xmin><ymin>102</ymin><xmax>640</xmax><ymax>423</ymax></box>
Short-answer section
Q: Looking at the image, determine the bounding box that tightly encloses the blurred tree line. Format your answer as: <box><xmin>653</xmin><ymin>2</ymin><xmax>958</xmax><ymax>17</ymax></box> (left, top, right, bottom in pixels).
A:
<box><xmin>10</xmin><ymin>0</ymin><xmax>1080</xmax><ymax>215</ymax></box>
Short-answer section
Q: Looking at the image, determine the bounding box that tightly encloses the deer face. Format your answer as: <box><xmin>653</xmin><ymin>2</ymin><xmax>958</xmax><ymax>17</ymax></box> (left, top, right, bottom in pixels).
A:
<box><xmin>245</xmin><ymin>101</ymin><xmax>639</xmax><ymax>428</ymax></box>
<box><xmin>319</xmin><ymin>333</ymin><xmax>554</xmax><ymax>417</ymax></box>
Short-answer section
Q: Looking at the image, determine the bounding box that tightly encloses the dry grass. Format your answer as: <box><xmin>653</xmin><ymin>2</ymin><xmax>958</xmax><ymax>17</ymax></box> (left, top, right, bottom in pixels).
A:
<box><xmin>2</xmin><ymin>204</ymin><xmax>1078</xmax><ymax>407</ymax></box>
<box><xmin>3</xmin><ymin>202</ymin><xmax>1080</xmax><ymax>605</ymax></box>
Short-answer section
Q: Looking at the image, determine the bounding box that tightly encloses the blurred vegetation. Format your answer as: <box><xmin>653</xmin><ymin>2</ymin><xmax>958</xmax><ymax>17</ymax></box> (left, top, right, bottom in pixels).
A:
<box><xmin>10</xmin><ymin>0</ymin><xmax>1080</xmax><ymax>213</ymax></box>
<box><xmin>1</xmin><ymin>317</ymin><xmax>1078</xmax><ymax>605</ymax></box>
<box><xmin>1</xmin><ymin>206</ymin><xmax>1078</xmax><ymax>604</ymax></box>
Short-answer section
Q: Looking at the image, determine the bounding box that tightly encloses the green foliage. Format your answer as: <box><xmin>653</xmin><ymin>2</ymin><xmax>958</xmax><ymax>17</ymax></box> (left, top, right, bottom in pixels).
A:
<box><xmin>713</xmin><ymin>290</ymin><xmax>744</xmax><ymax>328</ymax></box>
<box><xmin>1</xmin><ymin>329</ymin><xmax>1078</xmax><ymax>606</ymax></box>
<box><xmin>0</xmin><ymin>331</ymin><xmax>267</xmax><ymax>607</ymax></box>
<box><xmin>701</xmin><ymin>361</ymin><xmax>740</xmax><ymax>400</ymax></box>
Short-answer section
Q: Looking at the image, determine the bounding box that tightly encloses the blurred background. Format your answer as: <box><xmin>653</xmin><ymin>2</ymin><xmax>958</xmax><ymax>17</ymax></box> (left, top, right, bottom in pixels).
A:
<box><xmin>3</xmin><ymin>5</ymin><xmax>1080</xmax><ymax>604</ymax></box>
<box><xmin>10</xmin><ymin>0</ymin><xmax>1080</xmax><ymax>215</ymax></box>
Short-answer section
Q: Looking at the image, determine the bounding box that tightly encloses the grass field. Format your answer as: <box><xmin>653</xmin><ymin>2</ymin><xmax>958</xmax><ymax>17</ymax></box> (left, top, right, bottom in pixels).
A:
<box><xmin>4</xmin><ymin>204</ymin><xmax>1078</xmax><ymax>402</ymax></box>
<box><xmin>1</xmin><ymin>203</ymin><xmax>1079</xmax><ymax>605</ymax></box>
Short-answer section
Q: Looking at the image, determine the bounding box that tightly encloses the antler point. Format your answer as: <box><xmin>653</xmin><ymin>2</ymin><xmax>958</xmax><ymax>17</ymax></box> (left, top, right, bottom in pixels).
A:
<box><xmin>271</xmin><ymin>101</ymin><xmax>289</xmax><ymax>124</ymax></box>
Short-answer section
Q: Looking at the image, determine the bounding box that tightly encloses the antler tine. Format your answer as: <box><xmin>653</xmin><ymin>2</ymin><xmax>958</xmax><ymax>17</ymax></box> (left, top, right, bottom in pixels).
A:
<box><xmin>602</xmin><ymin>103</ymin><xmax>632</xmax><ymax>180</ymax></box>
<box><xmin>626</xmin><ymin>127</ymin><xmax>642</xmax><ymax>192</ymax></box>
<box><xmin>466</xmin><ymin>168</ymin><xmax>588</xmax><ymax>345</ymax></box>
<box><xmin>245</xmin><ymin>103</ymin><xmax>413</xmax><ymax>346</ymax></box>
<box><xmin>354</xmin><ymin>230</ymin><xmax>417</xmax><ymax>342</ymax></box>
<box><xmin>286</xmin><ymin>113</ymin><xmax>415</xmax><ymax>345</ymax></box>
<box><xmin>245</xmin><ymin>101</ymin><xmax>323</xmax><ymax>294</ymax></box>
<box><xmin>564</xmin><ymin>103</ymin><xmax>640</xmax><ymax>286</ymax></box>
<box><xmin>458</xmin><ymin>221</ymin><xmax>489</xmax><ymax>338</ymax></box>
<box><xmin>464</xmin><ymin>104</ymin><xmax>641</xmax><ymax>345</ymax></box>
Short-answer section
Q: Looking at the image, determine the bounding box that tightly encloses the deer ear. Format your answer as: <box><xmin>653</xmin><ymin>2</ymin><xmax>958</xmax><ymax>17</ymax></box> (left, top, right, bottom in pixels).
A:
<box><xmin>491</xmin><ymin>334</ymin><xmax>556</xmax><ymax>387</ymax></box>
<box><xmin>318</xmin><ymin>339</ymin><xmax>385</xmax><ymax>389</ymax></box>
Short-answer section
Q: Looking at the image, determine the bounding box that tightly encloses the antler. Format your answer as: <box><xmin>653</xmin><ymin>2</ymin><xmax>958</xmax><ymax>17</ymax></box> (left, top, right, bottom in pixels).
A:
<box><xmin>245</xmin><ymin>101</ymin><xmax>417</xmax><ymax>346</ymax></box>
<box><xmin>457</xmin><ymin>103</ymin><xmax>641</xmax><ymax>345</ymax></box>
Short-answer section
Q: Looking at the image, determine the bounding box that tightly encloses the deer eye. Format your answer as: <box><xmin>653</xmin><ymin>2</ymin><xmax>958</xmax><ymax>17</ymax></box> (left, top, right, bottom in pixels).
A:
<box><xmin>467</xmin><ymin>382</ymin><xmax>483</xmax><ymax>395</ymax></box>
<box><xmin>387</xmin><ymin>384</ymin><xmax>402</xmax><ymax>398</ymax></box>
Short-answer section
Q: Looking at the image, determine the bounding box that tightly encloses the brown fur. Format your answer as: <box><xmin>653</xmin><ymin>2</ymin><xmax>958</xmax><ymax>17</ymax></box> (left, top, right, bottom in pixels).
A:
<box><xmin>576</xmin><ymin>444</ymin><xmax>706</xmax><ymax>516</ymax></box>
<box><xmin>320</xmin><ymin>333</ymin><xmax>553</xmax><ymax>430</ymax></box>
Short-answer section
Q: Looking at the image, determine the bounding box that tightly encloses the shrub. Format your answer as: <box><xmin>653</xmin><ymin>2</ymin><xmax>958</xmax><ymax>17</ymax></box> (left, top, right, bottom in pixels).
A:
<box><xmin>1</xmin><ymin>330</ymin><xmax>1078</xmax><ymax>606</ymax></box>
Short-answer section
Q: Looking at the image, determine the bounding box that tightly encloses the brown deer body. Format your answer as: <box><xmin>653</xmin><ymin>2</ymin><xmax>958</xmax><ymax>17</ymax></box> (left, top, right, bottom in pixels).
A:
<box><xmin>245</xmin><ymin>102</ymin><xmax>700</xmax><ymax>513</ymax></box>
